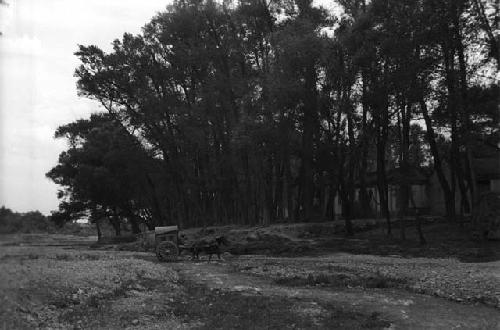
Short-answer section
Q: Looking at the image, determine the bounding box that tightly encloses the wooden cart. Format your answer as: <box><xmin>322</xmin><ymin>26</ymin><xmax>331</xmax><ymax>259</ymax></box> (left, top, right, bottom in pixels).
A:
<box><xmin>154</xmin><ymin>226</ymin><xmax>179</xmax><ymax>262</ymax></box>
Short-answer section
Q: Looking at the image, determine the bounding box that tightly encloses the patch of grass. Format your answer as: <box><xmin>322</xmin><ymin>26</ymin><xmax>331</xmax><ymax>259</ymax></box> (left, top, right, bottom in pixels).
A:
<box><xmin>314</xmin><ymin>222</ymin><xmax>500</xmax><ymax>262</ymax></box>
<box><xmin>56</xmin><ymin>279</ymin><xmax>136</xmax><ymax>328</ymax></box>
<box><xmin>229</xmin><ymin>239</ymin><xmax>312</xmax><ymax>256</ymax></box>
<box><xmin>362</xmin><ymin>276</ymin><xmax>406</xmax><ymax>289</ymax></box>
<box><xmin>55</xmin><ymin>254</ymin><xmax>72</xmax><ymax>261</ymax></box>
<box><xmin>275</xmin><ymin>272</ymin><xmax>406</xmax><ymax>290</ymax></box>
<box><xmin>95</xmin><ymin>235</ymin><xmax>137</xmax><ymax>245</ymax></box>
<box><xmin>171</xmin><ymin>280</ymin><xmax>391</xmax><ymax>329</ymax></box>
<box><xmin>360</xmin><ymin>312</ymin><xmax>391</xmax><ymax>329</ymax></box>
<box><xmin>51</xmin><ymin>253</ymin><xmax>102</xmax><ymax>261</ymax></box>
<box><xmin>275</xmin><ymin>273</ymin><xmax>343</xmax><ymax>287</ymax></box>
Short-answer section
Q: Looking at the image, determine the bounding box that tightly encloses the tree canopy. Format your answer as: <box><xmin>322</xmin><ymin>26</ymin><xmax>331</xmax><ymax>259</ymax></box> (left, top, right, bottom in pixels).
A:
<box><xmin>48</xmin><ymin>0</ymin><xmax>499</xmax><ymax>237</ymax></box>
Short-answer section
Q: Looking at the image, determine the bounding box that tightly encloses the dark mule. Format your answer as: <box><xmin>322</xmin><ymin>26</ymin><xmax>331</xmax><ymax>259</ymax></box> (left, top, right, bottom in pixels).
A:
<box><xmin>191</xmin><ymin>236</ymin><xmax>229</xmax><ymax>261</ymax></box>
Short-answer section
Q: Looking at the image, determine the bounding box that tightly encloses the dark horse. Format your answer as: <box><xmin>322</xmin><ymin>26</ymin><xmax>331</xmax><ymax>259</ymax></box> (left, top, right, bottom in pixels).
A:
<box><xmin>190</xmin><ymin>236</ymin><xmax>229</xmax><ymax>261</ymax></box>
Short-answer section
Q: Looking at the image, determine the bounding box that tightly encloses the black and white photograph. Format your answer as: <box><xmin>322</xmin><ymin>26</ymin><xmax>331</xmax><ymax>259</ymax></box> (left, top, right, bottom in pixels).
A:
<box><xmin>0</xmin><ymin>0</ymin><xmax>499</xmax><ymax>328</ymax></box>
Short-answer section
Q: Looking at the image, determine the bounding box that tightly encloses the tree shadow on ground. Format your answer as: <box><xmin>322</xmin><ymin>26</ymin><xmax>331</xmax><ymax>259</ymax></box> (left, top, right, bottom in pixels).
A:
<box><xmin>315</xmin><ymin>222</ymin><xmax>500</xmax><ymax>262</ymax></box>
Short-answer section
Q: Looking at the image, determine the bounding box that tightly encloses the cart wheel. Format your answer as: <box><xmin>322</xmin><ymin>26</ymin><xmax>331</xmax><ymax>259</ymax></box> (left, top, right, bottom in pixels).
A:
<box><xmin>156</xmin><ymin>241</ymin><xmax>178</xmax><ymax>262</ymax></box>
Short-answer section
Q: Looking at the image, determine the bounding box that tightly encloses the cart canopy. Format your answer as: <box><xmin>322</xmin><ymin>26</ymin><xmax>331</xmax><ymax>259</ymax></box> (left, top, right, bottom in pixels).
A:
<box><xmin>154</xmin><ymin>226</ymin><xmax>178</xmax><ymax>235</ymax></box>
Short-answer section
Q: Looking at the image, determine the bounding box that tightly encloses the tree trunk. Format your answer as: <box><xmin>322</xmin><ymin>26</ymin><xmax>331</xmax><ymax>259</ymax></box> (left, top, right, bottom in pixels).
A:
<box><xmin>398</xmin><ymin>101</ymin><xmax>410</xmax><ymax>240</ymax></box>
<box><xmin>146</xmin><ymin>174</ymin><xmax>166</xmax><ymax>227</ymax></box>
<box><xmin>126</xmin><ymin>208</ymin><xmax>141</xmax><ymax>234</ymax></box>
<box><xmin>453</xmin><ymin>12</ymin><xmax>479</xmax><ymax>217</ymax></box>
<box><xmin>377</xmin><ymin>142</ymin><xmax>391</xmax><ymax>235</ymax></box>
<box><xmin>301</xmin><ymin>62</ymin><xmax>318</xmax><ymax>221</ymax></box>
<box><xmin>409</xmin><ymin>193</ymin><xmax>426</xmax><ymax>245</ymax></box>
<box><xmin>376</xmin><ymin>107</ymin><xmax>391</xmax><ymax>236</ymax></box>
<box><xmin>339</xmin><ymin>173</ymin><xmax>354</xmax><ymax>236</ymax></box>
<box><xmin>346</xmin><ymin>99</ymin><xmax>357</xmax><ymax>222</ymax></box>
<box><xmin>107</xmin><ymin>207</ymin><xmax>121</xmax><ymax>236</ymax></box>
<box><xmin>95</xmin><ymin>217</ymin><xmax>102</xmax><ymax>241</ymax></box>
<box><xmin>359</xmin><ymin>72</ymin><xmax>372</xmax><ymax>217</ymax></box>
<box><xmin>420</xmin><ymin>99</ymin><xmax>456</xmax><ymax>221</ymax></box>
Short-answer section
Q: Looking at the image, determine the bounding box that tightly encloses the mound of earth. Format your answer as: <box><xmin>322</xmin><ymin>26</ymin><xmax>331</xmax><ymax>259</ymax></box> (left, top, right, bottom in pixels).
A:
<box><xmin>114</xmin><ymin>221</ymin><xmax>384</xmax><ymax>255</ymax></box>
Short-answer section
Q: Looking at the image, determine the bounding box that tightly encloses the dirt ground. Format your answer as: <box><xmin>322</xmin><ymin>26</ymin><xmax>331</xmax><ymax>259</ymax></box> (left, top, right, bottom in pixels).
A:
<box><xmin>1</xmin><ymin>230</ymin><xmax>499</xmax><ymax>329</ymax></box>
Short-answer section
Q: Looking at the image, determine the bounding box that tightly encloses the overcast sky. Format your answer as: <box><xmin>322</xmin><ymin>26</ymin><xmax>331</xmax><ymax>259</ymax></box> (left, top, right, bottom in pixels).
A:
<box><xmin>0</xmin><ymin>0</ymin><xmax>169</xmax><ymax>214</ymax></box>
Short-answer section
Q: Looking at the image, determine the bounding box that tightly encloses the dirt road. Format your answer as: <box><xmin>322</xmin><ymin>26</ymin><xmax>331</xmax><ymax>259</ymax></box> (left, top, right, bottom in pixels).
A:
<box><xmin>1</xmin><ymin>234</ymin><xmax>499</xmax><ymax>329</ymax></box>
<box><xmin>174</xmin><ymin>260</ymin><xmax>500</xmax><ymax>329</ymax></box>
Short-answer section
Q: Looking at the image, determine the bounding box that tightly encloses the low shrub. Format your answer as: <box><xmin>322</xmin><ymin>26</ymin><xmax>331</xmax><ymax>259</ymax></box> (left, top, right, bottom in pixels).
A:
<box><xmin>0</xmin><ymin>207</ymin><xmax>52</xmax><ymax>234</ymax></box>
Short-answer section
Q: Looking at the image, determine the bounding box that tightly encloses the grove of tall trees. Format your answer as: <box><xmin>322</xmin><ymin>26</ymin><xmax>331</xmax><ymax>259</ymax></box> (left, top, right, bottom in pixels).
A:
<box><xmin>47</xmin><ymin>0</ymin><xmax>498</xmax><ymax>236</ymax></box>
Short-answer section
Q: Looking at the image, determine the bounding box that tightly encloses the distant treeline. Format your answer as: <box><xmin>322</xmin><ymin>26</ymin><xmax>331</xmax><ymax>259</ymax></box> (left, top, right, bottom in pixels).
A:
<box><xmin>0</xmin><ymin>206</ymin><xmax>53</xmax><ymax>234</ymax></box>
<box><xmin>0</xmin><ymin>206</ymin><xmax>91</xmax><ymax>235</ymax></box>
<box><xmin>47</xmin><ymin>0</ymin><xmax>498</xmax><ymax>237</ymax></box>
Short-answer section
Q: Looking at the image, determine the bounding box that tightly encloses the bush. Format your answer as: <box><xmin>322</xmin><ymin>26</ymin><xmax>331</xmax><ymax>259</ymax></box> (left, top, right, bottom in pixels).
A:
<box><xmin>0</xmin><ymin>207</ymin><xmax>52</xmax><ymax>234</ymax></box>
<box><xmin>0</xmin><ymin>206</ymin><xmax>92</xmax><ymax>235</ymax></box>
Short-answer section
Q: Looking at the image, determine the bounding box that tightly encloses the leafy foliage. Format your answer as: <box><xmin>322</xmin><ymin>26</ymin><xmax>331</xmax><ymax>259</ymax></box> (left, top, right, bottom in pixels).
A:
<box><xmin>48</xmin><ymin>0</ymin><xmax>499</xmax><ymax>237</ymax></box>
<box><xmin>0</xmin><ymin>206</ymin><xmax>52</xmax><ymax>233</ymax></box>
